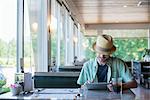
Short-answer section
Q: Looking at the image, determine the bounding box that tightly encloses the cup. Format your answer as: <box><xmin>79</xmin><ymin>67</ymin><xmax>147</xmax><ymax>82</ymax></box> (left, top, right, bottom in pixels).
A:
<box><xmin>79</xmin><ymin>86</ymin><xmax>86</xmax><ymax>97</ymax></box>
<box><xmin>111</xmin><ymin>77</ymin><xmax>122</xmax><ymax>94</ymax></box>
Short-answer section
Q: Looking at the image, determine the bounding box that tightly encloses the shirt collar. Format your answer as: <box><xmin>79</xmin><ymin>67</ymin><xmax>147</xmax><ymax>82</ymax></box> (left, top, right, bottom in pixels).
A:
<box><xmin>94</xmin><ymin>57</ymin><xmax>112</xmax><ymax>67</ymax></box>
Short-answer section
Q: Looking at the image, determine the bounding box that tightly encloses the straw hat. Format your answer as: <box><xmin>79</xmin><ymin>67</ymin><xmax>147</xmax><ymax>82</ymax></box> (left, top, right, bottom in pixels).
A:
<box><xmin>93</xmin><ymin>34</ymin><xmax>116</xmax><ymax>55</ymax></box>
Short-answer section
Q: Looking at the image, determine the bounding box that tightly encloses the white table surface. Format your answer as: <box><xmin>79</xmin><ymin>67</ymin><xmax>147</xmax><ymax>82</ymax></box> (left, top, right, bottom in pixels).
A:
<box><xmin>0</xmin><ymin>88</ymin><xmax>135</xmax><ymax>100</ymax></box>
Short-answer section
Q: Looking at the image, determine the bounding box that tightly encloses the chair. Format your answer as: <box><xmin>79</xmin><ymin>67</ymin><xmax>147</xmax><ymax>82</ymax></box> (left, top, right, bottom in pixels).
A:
<box><xmin>34</xmin><ymin>72</ymin><xmax>80</xmax><ymax>88</ymax></box>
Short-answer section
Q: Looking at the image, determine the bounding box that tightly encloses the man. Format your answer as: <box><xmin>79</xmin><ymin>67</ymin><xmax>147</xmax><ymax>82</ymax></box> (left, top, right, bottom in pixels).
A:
<box><xmin>77</xmin><ymin>34</ymin><xmax>137</xmax><ymax>91</ymax></box>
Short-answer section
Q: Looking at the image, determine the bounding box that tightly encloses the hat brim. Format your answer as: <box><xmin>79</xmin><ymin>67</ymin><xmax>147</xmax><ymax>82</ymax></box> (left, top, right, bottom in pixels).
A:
<box><xmin>92</xmin><ymin>42</ymin><xmax>116</xmax><ymax>55</ymax></box>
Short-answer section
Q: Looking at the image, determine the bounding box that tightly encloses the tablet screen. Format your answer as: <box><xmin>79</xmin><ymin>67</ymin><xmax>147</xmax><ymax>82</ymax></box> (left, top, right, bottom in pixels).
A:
<box><xmin>86</xmin><ymin>82</ymin><xmax>109</xmax><ymax>90</ymax></box>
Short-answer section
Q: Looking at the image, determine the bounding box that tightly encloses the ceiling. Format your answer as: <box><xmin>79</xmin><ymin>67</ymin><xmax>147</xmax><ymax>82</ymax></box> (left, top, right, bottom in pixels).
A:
<box><xmin>66</xmin><ymin>0</ymin><xmax>150</xmax><ymax>24</ymax></box>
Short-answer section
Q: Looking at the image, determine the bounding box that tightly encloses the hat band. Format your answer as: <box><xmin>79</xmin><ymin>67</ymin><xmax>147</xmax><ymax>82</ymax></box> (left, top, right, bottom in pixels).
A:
<box><xmin>96</xmin><ymin>46</ymin><xmax>112</xmax><ymax>52</ymax></box>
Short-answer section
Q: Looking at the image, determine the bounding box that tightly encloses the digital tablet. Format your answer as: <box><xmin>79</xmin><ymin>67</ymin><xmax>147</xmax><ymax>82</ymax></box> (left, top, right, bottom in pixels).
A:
<box><xmin>86</xmin><ymin>82</ymin><xmax>109</xmax><ymax>90</ymax></box>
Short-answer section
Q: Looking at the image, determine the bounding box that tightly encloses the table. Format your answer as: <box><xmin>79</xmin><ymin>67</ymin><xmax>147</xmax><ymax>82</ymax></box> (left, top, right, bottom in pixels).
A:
<box><xmin>0</xmin><ymin>88</ymin><xmax>135</xmax><ymax>100</ymax></box>
<box><xmin>82</xmin><ymin>89</ymin><xmax>135</xmax><ymax>100</ymax></box>
<box><xmin>131</xmin><ymin>85</ymin><xmax>150</xmax><ymax>100</ymax></box>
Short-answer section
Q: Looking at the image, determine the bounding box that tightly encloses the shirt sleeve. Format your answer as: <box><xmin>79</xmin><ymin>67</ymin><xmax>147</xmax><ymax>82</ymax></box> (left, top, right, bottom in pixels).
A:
<box><xmin>122</xmin><ymin>62</ymin><xmax>134</xmax><ymax>83</ymax></box>
<box><xmin>77</xmin><ymin>63</ymin><xmax>88</xmax><ymax>85</ymax></box>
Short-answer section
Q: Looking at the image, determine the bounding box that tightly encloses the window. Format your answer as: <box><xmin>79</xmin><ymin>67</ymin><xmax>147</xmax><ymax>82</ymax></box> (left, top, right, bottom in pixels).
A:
<box><xmin>84</xmin><ymin>29</ymin><xmax>148</xmax><ymax>61</ymax></box>
<box><xmin>67</xmin><ymin>17</ymin><xmax>74</xmax><ymax>65</ymax></box>
<box><xmin>83</xmin><ymin>37</ymin><xmax>96</xmax><ymax>60</ymax></box>
<box><xmin>51</xmin><ymin>0</ymin><xmax>57</xmax><ymax>67</ymax></box>
<box><xmin>24</xmin><ymin>0</ymin><xmax>48</xmax><ymax>72</ymax></box>
<box><xmin>51</xmin><ymin>1</ymin><xmax>77</xmax><ymax>66</ymax></box>
<box><xmin>104</xmin><ymin>29</ymin><xmax>148</xmax><ymax>61</ymax></box>
<box><xmin>0</xmin><ymin>0</ymin><xmax>17</xmax><ymax>86</ymax></box>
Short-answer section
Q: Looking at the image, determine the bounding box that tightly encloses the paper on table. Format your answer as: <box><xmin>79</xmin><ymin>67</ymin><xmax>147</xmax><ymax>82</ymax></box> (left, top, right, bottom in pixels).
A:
<box><xmin>37</xmin><ymin>89</ymin><xmax>79</xmax><ymax>94</ymax></box>
<box><xmin>32</xmin><ymin>93</ymin><xmax>77</xmax><ymax>100</ymax></box>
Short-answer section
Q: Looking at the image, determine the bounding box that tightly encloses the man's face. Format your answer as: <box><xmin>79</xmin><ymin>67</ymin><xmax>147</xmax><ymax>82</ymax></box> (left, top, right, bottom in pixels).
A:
<box><xmin>97</xmin><ymin>53</ymin><xmax>110</xmax><ymax>64</ymax></box>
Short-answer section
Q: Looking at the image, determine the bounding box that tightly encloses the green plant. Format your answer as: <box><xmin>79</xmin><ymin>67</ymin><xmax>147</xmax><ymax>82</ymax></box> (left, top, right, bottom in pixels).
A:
<box><xmin>0</xmin><ymin>80</ymin><xmax>6</xmax><ymax>88</ymax></box>
<box><xmin>0</xmin><ymin>73</ymin><xmax>6</xmax><ymax>88</ymax></box>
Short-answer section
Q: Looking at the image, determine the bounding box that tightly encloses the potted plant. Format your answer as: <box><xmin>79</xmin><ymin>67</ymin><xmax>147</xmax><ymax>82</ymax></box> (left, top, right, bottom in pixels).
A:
<box><xmin>0</xmin><ymin>72</ymin><xmax>10</xmax><ymax>94</ymax></box>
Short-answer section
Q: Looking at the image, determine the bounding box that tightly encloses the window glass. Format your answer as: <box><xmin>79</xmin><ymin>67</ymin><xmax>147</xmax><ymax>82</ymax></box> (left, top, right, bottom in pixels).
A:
<box><xmin>25</xmin><ymin>0</ymin><xmax>48</xmax><ymax>72</ymax></box>
<box><xmin>24</xmin><ymin>0</ymin><xmax>41</xmax><ymax>73</ymax></box>
<box><xmin>51</xmin><ymin>0</ymin><xmax>57</xmax><ymax>66</ymax></box>
<box><xmin>59</xmin><ymin>5</ymin><xmax>65</xmax><ymax>66</ymax></box>
<box><xmin>83</xmin><ymin>37</ymin><xmax>96</xmax><ymax>60</ymax></box>
<box><xmin>84</xmin><ymin>29</ymin><xmax>148</xmax><ymax>61</ymax></box>
<box><xmin>113</xmin><ymin>38</ymin><xmax>148</xmax><ymax>61</ymax></box>
<box><xmin>67</xmin><ymin>17</ymin><xmax>74</xmax><ymax>64</ymax></box>
<box><xmin>51</xmin><ymin>1</ymin><xmax>69</xmax><ymax>66</ymax></box>
<box><xmin>0</xmin><ymin>0</ymin><xmax>17</xmax><ymax>86</ymax></box>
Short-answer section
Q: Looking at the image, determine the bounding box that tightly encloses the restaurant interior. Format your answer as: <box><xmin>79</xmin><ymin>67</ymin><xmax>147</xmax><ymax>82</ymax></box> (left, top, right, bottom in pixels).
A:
<box><xmin>0</xmin><ymin>0</ymin><xmax>149</xmax><ymax>99</ymax></box>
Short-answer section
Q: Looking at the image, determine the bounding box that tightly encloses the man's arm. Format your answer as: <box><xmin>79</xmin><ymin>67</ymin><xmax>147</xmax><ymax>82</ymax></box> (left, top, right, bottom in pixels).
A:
<box><xmin>121</xmin><ymin>60</ymin><xmax>138</xmax><ymax>90</ymax></box>
<box><xmin>107</xmin><ymin>80</ymin><xmax>137</xmax><ymax>91</ymax></box>
<box><xmin>122</xmin><ymin>80</ymin><xmax>137</xmax><ymax>90</ymax></box>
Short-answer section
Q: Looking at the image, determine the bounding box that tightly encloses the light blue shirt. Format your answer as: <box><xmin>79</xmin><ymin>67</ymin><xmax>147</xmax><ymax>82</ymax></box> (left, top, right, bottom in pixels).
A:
<box><xmin>77</xmin><ymin>57</ymin><xmax>134</xmax><ymax>85</ymax></box>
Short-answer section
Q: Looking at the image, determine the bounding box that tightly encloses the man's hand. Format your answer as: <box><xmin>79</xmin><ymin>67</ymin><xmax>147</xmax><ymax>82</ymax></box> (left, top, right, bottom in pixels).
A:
<box><xmin>107</xmin><ymin>83</ymin><xmax>113</xmax><ymax>92</ymax></box>
<box><xmin>83</xmin><ymin>80</ymin><xmax>94</xmax><ymax>86</ymax></box>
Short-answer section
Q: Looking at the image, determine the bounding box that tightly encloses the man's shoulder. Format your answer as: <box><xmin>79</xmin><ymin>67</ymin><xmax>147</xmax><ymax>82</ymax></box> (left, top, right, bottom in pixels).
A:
<box><xmin>83</xmin><ymin>58</ymin><xmax>96</xmax><ymax>68</ymax></box>
<box><xmin>84</xmin><ymin>58</ymin><xmax>95</xmax><ymax>64</ymax></box>
<box><xmin>111</xmin><ymin>57</ymin><xmax>125</xmax><ymax>63</ymax></box>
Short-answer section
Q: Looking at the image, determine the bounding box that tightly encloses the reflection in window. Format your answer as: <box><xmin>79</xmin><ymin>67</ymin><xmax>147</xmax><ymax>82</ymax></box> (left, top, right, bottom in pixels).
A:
<box><xmin>51</xmin><ymin>0</ymin><xmax>57</xmax><ymax>66</ymax></box>
<box><xmin>24</xmin><ymin>0</ymin><xmax>40</xmax><ymax>73</ymax></box>
<box><xmin>25</xmin><ymin>0</ymin><xmax>48</xmax><ymax>72</ymax></box>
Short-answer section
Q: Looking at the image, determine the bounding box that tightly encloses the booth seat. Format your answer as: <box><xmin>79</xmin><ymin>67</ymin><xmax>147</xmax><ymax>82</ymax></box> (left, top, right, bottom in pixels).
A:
<box><xmin>34</xmin><ymin>72</ymin><xmax>80</xmax><ymax>88</ymax></box>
